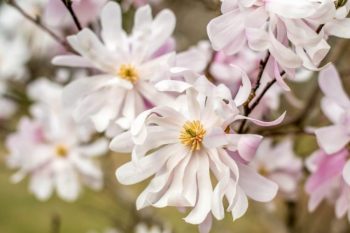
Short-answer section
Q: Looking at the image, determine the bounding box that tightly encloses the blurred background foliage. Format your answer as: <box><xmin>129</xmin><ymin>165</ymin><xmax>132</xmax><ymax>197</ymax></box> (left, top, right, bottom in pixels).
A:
<box><xmin>1</xmin><ymin>0</ymin><xmax>350</xmax><ymax>233</ymax></box>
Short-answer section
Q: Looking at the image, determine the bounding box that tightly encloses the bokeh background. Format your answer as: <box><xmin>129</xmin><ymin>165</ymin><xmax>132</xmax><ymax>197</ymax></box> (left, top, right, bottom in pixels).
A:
<box><xmin>1</xmin><ymin>0</ymin><xmax>350</xmax><ymax>233</ymax></box>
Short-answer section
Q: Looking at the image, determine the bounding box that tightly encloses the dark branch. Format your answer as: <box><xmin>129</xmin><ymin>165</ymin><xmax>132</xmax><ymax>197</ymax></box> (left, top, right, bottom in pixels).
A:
<box><xmin>61</xmin><ymin>0</ymin><xmax>82</xmax><ymax>31</ymax></box>
<box><xmin>6</xmin><ymin>0</ymin><xmax>72</xmax><ymax>51</ymax></box>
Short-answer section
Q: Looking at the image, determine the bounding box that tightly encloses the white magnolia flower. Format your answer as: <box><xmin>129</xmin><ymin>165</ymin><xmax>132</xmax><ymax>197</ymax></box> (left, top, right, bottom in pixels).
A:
<box><xmin>207</xmin><ymin>0</ymin><xmax>350</xmax><ymax>89</ymax></box>
<box><xmin>53</xmin><ymin>2</ymin><xmax>176</xmax><ymax>135</ymax></box>
<box><xmin>5</xmin><ymin>79</ymin><xmax>108</xmax><ymax>201</ymax></box>
<box><xmin>111</xmin><ymin>77</ymin><xmax>283</xmax><ymax>232</ymax></box>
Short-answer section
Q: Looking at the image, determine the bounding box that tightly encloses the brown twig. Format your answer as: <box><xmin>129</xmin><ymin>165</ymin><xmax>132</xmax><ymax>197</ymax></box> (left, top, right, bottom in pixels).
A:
<box><xmin>237</xmin><ymin>52</ymin><xmax>271</xmax><ymax>133</ymax></box>
<box><xmin>6</xmin><ymin>0</ymin><xmax>72</xmax><ymax>52</ymax></box>
<box><xmin>50</xmin><ymin>213</ymin><xmax>61</xmax><ymax>233</ymax></box>
<box><xmin>61</xmin><ymin>0</ymin><xmax>82</xmax><ymax>31</ymax></box>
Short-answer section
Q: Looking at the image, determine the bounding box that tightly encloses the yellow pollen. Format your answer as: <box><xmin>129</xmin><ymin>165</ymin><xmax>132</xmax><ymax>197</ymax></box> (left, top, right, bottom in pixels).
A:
<box><xmin>259</xmin><ymin>166</ymin><xmax>269</xmax><ymax>176</ymax></box>
<box><xmin>179</xmin><ymin>120</ymin><xmax>206</xmax><ymax>151</ymax></box>
<box><xmin>55</xmin><ymin>144</ymin><xmax>68</xmax><ymax>158</ymax></box>
<box><xmin>117</xmin><ymin>64</ymin><xmax>139</xmax><ymax>84</ymax></box>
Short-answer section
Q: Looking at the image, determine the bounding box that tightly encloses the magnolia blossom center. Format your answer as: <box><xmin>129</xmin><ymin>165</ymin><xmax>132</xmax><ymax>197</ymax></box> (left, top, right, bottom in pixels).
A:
<box><xmin>118</xmin><ymin>64</ymin><xmax>139</xmax><ymax>84</ymax></box>
<box><xmin>55</xmin><ymin>144</ymin><xmax>69</xmax><ymax>158</ymax></box>
<box><xmin>179</xmin><ymin>120</ymin><xmax>206</xmax><ymax>151</ymax></box>
<box><xmin>259</xmin><ymin>166</ymin><xmax>269</xmax><ymax>176</ymax></box>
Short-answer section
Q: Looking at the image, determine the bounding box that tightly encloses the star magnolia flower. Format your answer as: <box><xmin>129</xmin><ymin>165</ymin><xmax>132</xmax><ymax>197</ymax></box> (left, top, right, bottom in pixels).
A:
<box><xmin>305</xmin><ymin>149</ymin><xmax>350</xmax><ymax>221</ymax></box>
<box><xmin>315</xmin><ymin>64</ymin><xmax>350</xmax><ymax>155</ymax></box>
<box><xmin>251</xmin><ymin>139</ymin><xmax>302</xmax><ymax>199</ymax></box>
<box><xmin>5</xmin><ymin>80</ymin><xmax>108</xmax><ymax>201</ymax></box>
<box><xmin>53</xmin><ymin>2</ymin><xmax>176</xmax><ymax>135</ymax></box>
<box><xmin>43</xmin><ymin>0</ymin><xmax>108</xmax><ymax>28</ymax></box>
<box><xmin>207</xmin><ymin>0</ymin><xmax>350</xmax><ymax>89</ymax></box>
<box><xmin>110</xmin><ymin>77</ymin><xmax>284</xmax><ymax>232</ymax></box>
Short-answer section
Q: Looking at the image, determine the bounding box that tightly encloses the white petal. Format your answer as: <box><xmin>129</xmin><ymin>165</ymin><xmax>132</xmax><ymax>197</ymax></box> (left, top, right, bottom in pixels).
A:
<box><xmin>110</xmin><ymin>131</ymin><xmax>134</xmax><ymax>153</ymax></box>
<box><xmin>238</xmin><ymin>162</ymin><xmax>278</xmax><ymax>202</ymax></box>
<box><xmin>29</xmin><ymin>172</ymin><xmax>53</xmax><ymax>201</ymax></box>
<box><xmin>116</xmin><ymin>144</ymin><xmax>179</xmax><ymax>185</ymax></box>
<box><xmin>184</xmin><ymin>155</ymin><xmax>213</xmax><ymax>224</ymax></box>
<box><xmin>318</xmin><ymin>64</ymin><xmax>350</xmax><ymax>108</ymax></box>
<box><xmin>315</xmin><ymin>125</ymin><xmax>350</xmax><ymax>154</ymax></box>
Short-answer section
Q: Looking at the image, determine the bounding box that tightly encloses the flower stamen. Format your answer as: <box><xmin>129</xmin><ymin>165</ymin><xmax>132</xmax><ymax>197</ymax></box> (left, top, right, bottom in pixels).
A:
<box><xmin>118</xmin><ymin>64</ymin><xmax>139</xmax><ymax>84</ymax></box>
<box><xmin>55</xmin><ymin>144</ymin><xmax>68</xmax><ymax>158</ymax></box>
<box><xmin>179</xmin><ymin>120</ymin><xmax>206</xmax><ymax>151</ymax></box>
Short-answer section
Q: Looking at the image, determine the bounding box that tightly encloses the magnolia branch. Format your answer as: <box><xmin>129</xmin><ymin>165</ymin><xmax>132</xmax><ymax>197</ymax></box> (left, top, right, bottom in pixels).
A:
<box><xmin>6</xmin><ymin>0</ymin><xmax>72</xmax><ymax>52</ymax></box>
<box><xmin>61</xmin><ymin>0</ymin><xmax>82</xmax><ymax>31</ymax></box>
<box><xmin>238</xmin><ymin>24</ymin><xmax>327</xmax><ymax>134</ymax></box>
<box><xmin>238</xmin><ymin>52</ymin><xmax>272</xmax><ymax>133</ymax></box>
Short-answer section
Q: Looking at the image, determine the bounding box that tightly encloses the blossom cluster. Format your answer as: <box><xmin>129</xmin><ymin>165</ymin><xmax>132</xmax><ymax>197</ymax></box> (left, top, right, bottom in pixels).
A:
<box><xmin>1</xmin><ymin>0</ymin><xmax>350</xmax><ymax>232</ymax></box>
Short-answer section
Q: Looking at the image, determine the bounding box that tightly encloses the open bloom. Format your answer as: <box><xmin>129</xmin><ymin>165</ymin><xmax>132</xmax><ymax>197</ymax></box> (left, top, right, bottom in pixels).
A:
<box><xmin>251</xmin><ymin>139</ymin><xmax>302</xmax><ymax>199</ymax></box>
<box><xmin>305</xmin><ymin>149</ymin><xmax>350</xmax><ymax>221</ymax></box>
<box><xmin>5</xmin><ymin>79</ymin><xmax>108</xmax><ymax>201</ymax></box>
<box><xmin>315</xmin><ymin>65</ymin><xmax>350</xmax><ymax>155</ymax></box>
<box><xmin>111</xmin><ymin>76</ymin><xmax>283</xmax><ymax>232</ymax></box>
<box><xmin>207</xmin><ymin>0</ymin><xmax>350</xmax><ymax>89</ymax></box>
<box><xmin>53</xmin><ymin>2</ymin><xmax>176</xmax><ymax>135</ymax></box>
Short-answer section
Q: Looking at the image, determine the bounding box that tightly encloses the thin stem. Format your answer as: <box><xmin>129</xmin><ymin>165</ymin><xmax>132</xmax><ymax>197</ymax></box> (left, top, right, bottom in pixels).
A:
<box><xmin>50</xmin><ymin>213</ymin><xmax>61</xmax><ymax>233</ymax></box>
<box><xmin>244</xmin><ymin>52</ymin><xmax>271</xmax><ymax>113</ymax></box>
<box><xmin>237</xmin><ymin>52</ymin><xmax>271</xmax><ymax>133</ymax></box>
<box><xmin>238</xmin><ymin>24</ymin><xmax>326</xmax><ymax>134</ymax></box>
<box><xmin>6</xmin><ymin>0</ymin><xmax>71</xmax><ymax>52</ymax></box>
<box><xmin>61</xmin><ymin>0</ymin><xmax>82</xmax><ymax>31</ymax></box>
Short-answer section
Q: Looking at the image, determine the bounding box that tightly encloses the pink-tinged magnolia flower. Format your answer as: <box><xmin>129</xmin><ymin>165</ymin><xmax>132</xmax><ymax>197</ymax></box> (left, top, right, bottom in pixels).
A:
<box><xmin>315</xmin><ymin>64</ymin><xmax>350</xmax><ymax>154</ymax></box>
<box><xmin>5</xmin><ymin>79</ymin><xmax>108</xmax><ymax>201</ymax></box>
<box><xmin>111</xmin><ymin>77</ymin><xmax>283</xmax><ymax>232</ymax></box>
<box><xmin>251</xmin><ymin>139</ymin><xmax>303</xmax><ymax>199</ymax></box>
<box><xmin>53</xmin><ymin>2</ymin><xmax>176</xmax><ymax>135</ymax></box>
<box><xmin>207</xmin><ymin>0</ymin><xmax>350</xmax><ymax>89</ymax></box>
<box><xmin>43</xmin><ymin>0</ymin><xmax>108</xmax><ymax>28</ymax></box>
<box><xmin>305</xmin><ymin>149</ymin><xmax>350</xmax><ymax>221</ymax></box>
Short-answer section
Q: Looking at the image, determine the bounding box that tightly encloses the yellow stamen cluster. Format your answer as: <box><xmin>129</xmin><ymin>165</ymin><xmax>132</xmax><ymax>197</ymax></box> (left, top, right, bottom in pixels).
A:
<box><xmin>55</xmin><ymin>144</ymin><xmax>68</xmax><ymax>158</ymax></box>
<box><xmin>259</xmin><ymin>166</ymin><xmax>269</xmax><ymax>176</ymax></box>
<box><xmin>117</xmin><ymin>64</ymin><xmax>139</xmax><ymax>84</ymax></box>
<box><xmin>179</xmin><ymin>120</ymin><xmax>206</xmax><ymax>151</ymax></box>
